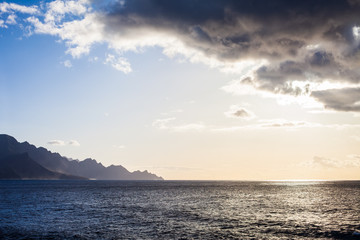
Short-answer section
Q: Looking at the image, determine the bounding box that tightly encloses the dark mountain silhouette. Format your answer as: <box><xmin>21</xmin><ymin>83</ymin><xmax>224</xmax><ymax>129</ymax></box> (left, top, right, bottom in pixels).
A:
<box><xmin>0</xmin><ymin>153</ymin><xmax>86</xmax><ymax>180</ymax></box>
<box><xmin>0</xmin><ymin>134</ymin><xmax>163</xmax><ymax>180</ymax></box>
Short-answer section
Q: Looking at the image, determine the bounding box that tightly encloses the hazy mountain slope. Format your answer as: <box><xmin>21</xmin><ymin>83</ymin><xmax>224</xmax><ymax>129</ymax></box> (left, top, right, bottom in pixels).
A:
<box><xmin>0</xmin><ymin>134</ymin><xmax>163</xmax><ymax>180</ymax></box>
<box><xmin>0</xmin><ymin>153</ymin><xmax>86</xmax><ymax>180</ymax></box>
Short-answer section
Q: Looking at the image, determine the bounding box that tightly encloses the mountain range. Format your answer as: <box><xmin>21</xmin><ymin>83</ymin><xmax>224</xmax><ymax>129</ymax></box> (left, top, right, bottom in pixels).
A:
<box><xmin>0</xmin><ymin>134</ymin><xmax>163</xmax><ymax>180</ymax></box>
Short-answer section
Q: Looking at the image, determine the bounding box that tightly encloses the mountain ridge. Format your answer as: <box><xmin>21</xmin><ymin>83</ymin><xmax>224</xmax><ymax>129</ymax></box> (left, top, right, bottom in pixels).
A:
<box><xmin>0</xmin><ymin>134</ymin><xmax>163</xmax><ymax>180</ymax></box>
<box><xmin>0</xmin><ymin>153</ymin><xmax>87</xmax><ymax>180</ymax></box>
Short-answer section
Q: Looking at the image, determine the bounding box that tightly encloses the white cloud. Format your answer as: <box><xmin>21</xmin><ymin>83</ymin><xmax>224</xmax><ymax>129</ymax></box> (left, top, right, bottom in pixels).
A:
<box><xmin>48</xmin><ymin>139</ymin><xmax>80</xmax><ymax>146</ymax></box>
<box><xmin>48</xmin><ymin>140</ymin><xmax>65</xmax><ymax>146</ymax></box>
<box><xmin>44</xmin><ymin>0</ymin><xmax>88</xmax><ymax>23</ymax></box>
<box><xmin>351</xmin><ymin>136</ymin><xmax>360</xmax><ymax>142</ymax></box>
<box><xmin>63</xmin><ymin>60</ymin><xmax>72</xmax><ymax>68</ymax></box>
<box><xmin>172</xmin><ymin>123</ymin><xmax>206</xmax><ymax>132</ymax></box>
<box><xmin>105</xmin><ymin>54</ymin><xmax>132</xmax><ymax>73</ymax></box>
<box><xmin>68</xmin><ymin>140</ymin><xmax>80</xmax><ymax>146</ymax></box>
<box><xmin>302</xmin><ymin>156</ymin><xmax>360</xmax><ymax>168</ymax></box>
<box><xmin>6</xmin><ymin>14</ymin><xmax>16</xmax><ymax>25</ymax></box>
<box><xmin>153</xmin><ymin>116</ymin><xmax>360</xmax><ymax>133</ymax></box>
<box><xmin>258</xmin><ymin>119</ymin><xmax>320</xmax><ymax>129</ymax></box>
<box><xmin>0</xmin><ymin>19</ymin><xmax>6</xmax><ymax>28</ymax></box>
<box><xmin>150</xmin><ymin>166</ymin><xmax>203</xmax><ymax>171</ymax></box>
<box><xmin>324</xmin><ymin>124</ymin><xmax>360</xmax><ymax>130</ymax></box>
<box><xmin>89</xmin><ymin>56</ymin><xmax>98</xmax><ymax>62</ymax></box>
<box><xmin>213</xmin><ymin>119</ymin><xmax>322</xmax><ymax>132</ymax></box>
<box><xmin>313</xmin><ymin>156</ymin><xmax>345</xmax><ymax>168</ymax></box>
<box><xmin>0</xmin><ymin>2</ymin><xmax>39</xmax><ymax>14</ymax></box>
<box><xmin>26</xmin><ymin>0</ymin><xmax>103</xmax><ymax>58</ymax></box>
<box><xmin>113</xmin><ymin>145</ymin><xmax>125</xmax><ymax>149</ymax></box>
<box><xmin>347</xmin><ymin>154</ymin><xmax>360</xmax><ymax>160</ymax></box>
<box><xmin>161</xmin><ymin>109</ymin><xmax>184</xmax><ymax>116</ymax></box>
<box><xmin>152</xmin><ymin>117</ymin><xmax>205</xmax><ymax>132</ymax></box>
<box><xmin>152</xmin><ymin>118</ymin><xmax>176</xmax><ymax>130</ymax></box>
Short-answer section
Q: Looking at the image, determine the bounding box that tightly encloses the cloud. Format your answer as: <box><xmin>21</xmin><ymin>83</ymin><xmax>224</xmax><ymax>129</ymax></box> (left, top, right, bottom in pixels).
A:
<box><xmin>4</xmin><ymin>0</ymin><xmax>360</xmax><ymax>112</ymax></box>
<box><xmin>48</xmin><ymin>139</ymin><xmax>80</xmax><ymax>146</ymax></box>
<box><xmin>25</xmin><ymin>0</ymin><xmax>101</xmax><ymax>58</ymax></box>
<box><xmin>347</xmin><ymin>154</ymin><xmax>360</xmax><ymax>158</ymax></box>
<box><xmin>0</xmin><ymin>19</ymin><xmax>5</xmax><ymax>28</ymax></box>
<box><xmin>152</xmin><ymin>118</ymin><xmax>176</xmax><ymax>130</ymax></box>
<box><xmin>0</xmin><ymin>2</ymin><xmax>38</xmax><ymax>28</ymax></box>
<box><xmin>312</xmin><ymin>156</ymin><xmax>343</xmax><ymax>168</ymax></box>
<box><xmin>351</xmin><ymin>136</ymin><xmax>360</xmax><ymax>141</ymax></box>
<box><xmin>172</xmin><ymin>123</ymin><xmax>206</xmax><ymax>132</ymax></box>
<box><xmin>152</xmin><ymin>116</ymin><xmax>336</xmax><ymax>133</ymax></box>
<box><xmin>303</xmin><ymin>156</ymin><xmax>360</xmax><ymax>168</ymax></box>
<box><xmin>224</xmin><ymin>105</ymin><xmax>255</xmax><ymax>119</ymax></box>
<box><xmin>6</xmin><ymin>14</ymin><xmax>16</xmax><ymax>25</ymax></box>
<box><xmin>113</xmin><ymin>145</ymin><xmax>125</xmax><ymax>149</ymax></box>
<box><xmin>68</xmin><ymin>140</ymin><xmax>80</xmax><ymax>146</ymax></box>
<box><xmin>161</xmin><ymin>109</ymin><xmax>183</xmax><ymax>116</ymax></box>
<box><xmin>222</xmin><ymin>78</ymin><xmax>360</xmax><ymax>110</ymax></box>
<box><xmin>0</xmin><ymin>2</ymin><xmax>39</xmax><ymax>14</ymax></box>
<box><xmin>96</xmin><ymin>0</ymin><xmax>360</xmax><ymax>75</ymax></box>
<box><xmin>150</xmin><ymin>166</ymin><xmax>203</xmax><ymax>171</ymax></box>
<box><xmin>258</xmin><ymin>119</ymin><xmax>351</xmax><ymax>129</ymax></box>
<box><xmin>94</xmin><ymin>0</ymin><xmax>360</xmax><ymax>111</ymax></box>
<box><xmin>48</xmin><ymin>140</ymin><xmax>65</xmax><ymax>146</ymax></box>
<box><xmin>152</xmin><ymin>118</ymin><xmax>205</xmax><ymax>132</ymax></box>
<box><xmin>105</xmin><ymin>54</ymin><xmax>132</xmax><ymax>73</ymax></box>
<box><xmin>44</xmin><ymin>0</ymin><xmax>88</xmax><ymax>23</ymax></box>
<box><xmin>213</xmin><ymin>119</ymin><xmax>321</xmax><ymax>132</ymax></box>
<box><xmin>63</xmin><ymin>60</ymin><xmax>72</xmax><ymax>68</ymax></box>
<box><xmin>311</xmin><ymin>87</ymin><xmax>360</xmax><ymax>112</ymax></box>
<box><xmin>153</xmin><ymin>116</ymin><xmax>360</xmax><ymax>133</ymax></box>
<box><xmin>259</xmin><ymin>119</ymin><xmax>309</xmax><ymax>129</ymax></box>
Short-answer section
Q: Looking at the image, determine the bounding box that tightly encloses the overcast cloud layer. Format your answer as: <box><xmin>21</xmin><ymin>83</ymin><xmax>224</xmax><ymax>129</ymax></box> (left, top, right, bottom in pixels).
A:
<box><xmin>1</xmin><ymin>0</ymin><xmax>360</xmax><ymax>111</ymax></box>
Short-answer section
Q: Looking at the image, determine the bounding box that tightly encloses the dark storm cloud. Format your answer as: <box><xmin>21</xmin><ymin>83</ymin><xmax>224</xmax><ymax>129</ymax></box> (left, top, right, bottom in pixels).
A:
<box><xmin>311</xmin><ymin>88</ymin><xmax>360</xmax><ymax>112</ymax></box>
<box><xmin>100</xmin><ymin>0</ymin><xmax>360</xmax><ymax>60</ymax></box>
<box><xmin>240</xmin><ymin>49</ymin><xmax>359</xmax><ymax>96</ymax></box>
<box><xmin>92</xmin><ymin>0</ymin><xmax>360</xmax><ymax>111</ymax></box>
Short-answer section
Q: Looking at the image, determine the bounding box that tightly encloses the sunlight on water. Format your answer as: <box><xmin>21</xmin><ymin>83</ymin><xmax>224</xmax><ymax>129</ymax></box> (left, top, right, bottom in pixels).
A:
<box><xmin>266</xmin><ymin>179</ymin><xmax>328</xmax><ymax>182</ymax></box>
<box><xmin>264</xmin><ymin>179</ymin><xmax>328</xmax><ymax>186</ymax></box>
<box><xmin>0</xmin><ymin>180</ymin><xmax>359</xmax><ymax>239</ymax></box>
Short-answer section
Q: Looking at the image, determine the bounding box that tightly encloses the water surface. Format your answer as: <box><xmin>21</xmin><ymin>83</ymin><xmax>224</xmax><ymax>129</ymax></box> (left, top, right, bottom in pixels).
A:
<box><xmin>0</xmin><ymin>180</ymin><xmax>359</xmax><ymax>239</ymax></box>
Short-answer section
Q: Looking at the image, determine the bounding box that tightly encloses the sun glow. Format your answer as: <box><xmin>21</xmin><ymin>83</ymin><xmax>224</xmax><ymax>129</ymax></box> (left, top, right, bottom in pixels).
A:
<box><xmin>267</xmin><ymin>179</ymin><xmax>328</xmax><ymax>182</ymax></box>
<box><xmin>353</xmin><ymin>26</ymin><xmax>360</xmax><ymax>39</ymax></box>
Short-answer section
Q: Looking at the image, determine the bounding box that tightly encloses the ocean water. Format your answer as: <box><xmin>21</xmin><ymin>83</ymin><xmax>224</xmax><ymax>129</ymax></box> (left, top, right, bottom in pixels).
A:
<box><xmin>0</xmin><ymin>180</ymin><xmax>359</xmax><ymax>239</ymax></box>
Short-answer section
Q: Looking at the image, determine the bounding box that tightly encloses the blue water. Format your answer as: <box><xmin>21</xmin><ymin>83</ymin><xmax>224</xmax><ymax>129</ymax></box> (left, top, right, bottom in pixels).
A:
<box><xmin>0</xmin><ymin>180</ymin><xmax>360</xmax><ymax>239</ymax></box>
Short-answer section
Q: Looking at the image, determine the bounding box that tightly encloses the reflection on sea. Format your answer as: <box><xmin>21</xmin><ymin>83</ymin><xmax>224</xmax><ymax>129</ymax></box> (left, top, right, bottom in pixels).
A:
<box><xmin>0</xmin><ymin>180</ymin><xmax>359</xmax><ymax>239</ymax></box>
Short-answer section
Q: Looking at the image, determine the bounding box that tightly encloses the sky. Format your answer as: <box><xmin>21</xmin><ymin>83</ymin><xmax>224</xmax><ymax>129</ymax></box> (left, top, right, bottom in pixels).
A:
<box><xmin>1</xmin><ymin>0</ymin><xmax>360</xmax><ymax>180</ymax></box>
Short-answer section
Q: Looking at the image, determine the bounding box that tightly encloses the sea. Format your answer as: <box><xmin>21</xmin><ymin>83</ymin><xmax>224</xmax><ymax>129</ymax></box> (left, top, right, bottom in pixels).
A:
<box><xmin>0</xmin><ymin>180</ymin><xmax>359</xmax><ymax>240</ymax></box>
